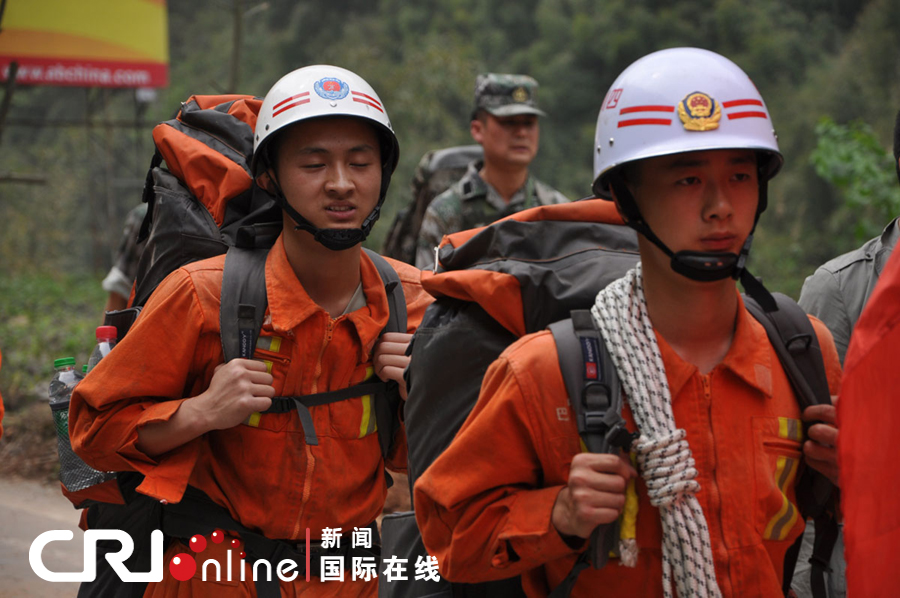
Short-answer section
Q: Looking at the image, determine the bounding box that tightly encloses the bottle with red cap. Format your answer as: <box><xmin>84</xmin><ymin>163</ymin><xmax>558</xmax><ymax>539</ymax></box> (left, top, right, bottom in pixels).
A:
<box><xmin>86</xmin><ymin>325</ymin><xmax>118</xmax><ymax>373</ymax></box>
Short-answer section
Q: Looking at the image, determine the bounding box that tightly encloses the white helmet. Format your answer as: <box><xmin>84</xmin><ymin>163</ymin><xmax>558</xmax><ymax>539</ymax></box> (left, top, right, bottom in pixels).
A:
<box><xmin>592</xmin><ymin>47</ymin><xmax>782</xmax><ymax>199</ymax></box>
<box><xmin>253</xmin><ymin>64</ymin><xmax>398</xmax><ymax>175</ymax></box>
<box><xmin>591</xmin><ymin>48</ymin><xmax>783</xmax><ymax>294</ymax></box>
<box><xmin>252</xmin><ymin>65</ymin><xmax>400</xmax><ymax>251</ymax></box>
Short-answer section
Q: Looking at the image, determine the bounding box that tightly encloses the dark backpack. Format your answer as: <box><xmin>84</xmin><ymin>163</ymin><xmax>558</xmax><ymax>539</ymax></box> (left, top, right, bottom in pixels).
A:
<box><xmin>381</xmin><ymin>145</ymin><xmax>483</xmax><ymax>264</ymax></box>
<box><xmin>75</xmin><ymin>94</ymin><xmax>407</xmax><ymax>598</ymax></box>
<box><xmin>388</xmin><ymin>200</ymin><xmax>640</xmax><ymax>598</ymax></box>
<box><xmin>548</xmin><ymin>295</ymin><xmax>838</xmax><ymax>598</ymax></box>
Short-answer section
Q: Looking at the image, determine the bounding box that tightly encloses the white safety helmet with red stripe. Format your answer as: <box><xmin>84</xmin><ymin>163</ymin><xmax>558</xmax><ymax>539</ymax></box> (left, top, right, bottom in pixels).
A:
<box><xmin>252</xmin><ymin>65</ymin><xmax>400</xmax><ymax>251</ymax></box>
<box><xmin>592</xmin><ymin>47</ymin><xmax>782</xmax><ymax>199</ymax></box>
<box><xmin>591</xmin><ymin>48</ymin><xmax>783</xmax><ymax>292</ymax></box>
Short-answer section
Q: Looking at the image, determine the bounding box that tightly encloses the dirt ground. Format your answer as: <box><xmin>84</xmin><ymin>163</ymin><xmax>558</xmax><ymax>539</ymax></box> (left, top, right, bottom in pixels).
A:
<box><xmin>0</xmin><ymin>475</ymin><xmax>83</xmax><ymax>598</ymax></box>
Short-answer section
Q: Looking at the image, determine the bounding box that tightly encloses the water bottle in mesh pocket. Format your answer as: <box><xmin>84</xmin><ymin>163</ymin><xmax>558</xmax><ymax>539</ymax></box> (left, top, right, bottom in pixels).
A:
<box><xmin>50</xmin><ymin>400</ymin><xmax>116</xmax><ymax>493</ymax></box>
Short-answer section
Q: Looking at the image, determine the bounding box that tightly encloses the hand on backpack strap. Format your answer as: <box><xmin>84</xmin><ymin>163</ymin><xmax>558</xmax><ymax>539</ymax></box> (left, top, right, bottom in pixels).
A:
<box><xmin>552</xmin><ymin>453</ymin><xmax>637</xmax><ymax>541</ymax></box>
<box><xmin>802</xmin><ymin>397</ymin><xmax>839</xmax><ymax>486</ymax></box>
<box><xmin>135</xmin><ymin>359</ymin><xmax>274</xmax><ymax>457</ymax></box>
<box><xmin>197</xmin><ymin>359</ymin><xmax>275</xmax><ymax>431</ymax></box>
<box><xmin>373</xmin><ymin>332</ymin><xmax>413</xmax><ymax>400</ymax></box>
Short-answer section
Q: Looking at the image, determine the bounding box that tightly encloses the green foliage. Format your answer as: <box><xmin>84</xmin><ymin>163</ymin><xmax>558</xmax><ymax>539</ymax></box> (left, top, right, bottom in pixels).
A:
<box><xmin>1</xmin><ymin>0</ymin><xmax>899</xmax><ymax>329</ymax></box>
<box><xmin>0</xmin><ymin>273</ymin><xmax>106</xmax><ymax>410</ymax></box>
<box><xmin>810</xmin><ymin>117</ymin><xmax>900</xmax><ymax>241</ymax></box>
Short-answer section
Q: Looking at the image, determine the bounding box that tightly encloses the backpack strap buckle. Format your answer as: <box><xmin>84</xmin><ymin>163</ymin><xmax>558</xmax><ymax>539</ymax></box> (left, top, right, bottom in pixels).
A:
<box><xmin>808</xmin><ymin>553</ymin><xmax>834</xmax><ymax>574</ymax></box>
<box><xmin>581</xmin><ymin>397</ymin><xmax>636</xmax><ymax>453</ymax></box>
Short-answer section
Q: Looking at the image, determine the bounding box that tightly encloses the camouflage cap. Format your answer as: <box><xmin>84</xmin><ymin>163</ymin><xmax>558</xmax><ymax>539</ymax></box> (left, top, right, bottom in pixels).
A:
<box><xmin>474</xmin><ymin>73</ymin><xmax>546</xmax><ymax>118</ymax></box>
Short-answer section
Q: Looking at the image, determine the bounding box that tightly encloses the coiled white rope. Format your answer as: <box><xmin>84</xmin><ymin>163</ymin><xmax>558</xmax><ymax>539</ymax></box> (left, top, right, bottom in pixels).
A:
<box><xmin>591</xmin><ymin>264</ymin><xmax>721</xmax><ymax>598</ymax></box>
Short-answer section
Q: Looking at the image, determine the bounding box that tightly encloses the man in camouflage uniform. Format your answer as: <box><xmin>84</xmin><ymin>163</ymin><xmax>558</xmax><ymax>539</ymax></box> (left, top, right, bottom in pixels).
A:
<box><xmin>415</xmin><ymin>73</ymin><xmax>569</xmax><ymax>269</ymax></box>
<box><xmin>101</xmin><ymin>203</ymin><xmax>148</xmax><ymax>313</ymax></box>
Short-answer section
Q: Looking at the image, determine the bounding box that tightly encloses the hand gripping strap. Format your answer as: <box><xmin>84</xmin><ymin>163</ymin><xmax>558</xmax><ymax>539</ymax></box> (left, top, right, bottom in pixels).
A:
<box><xmin>548</xmin><ymin>310</ymin><xmax>631</xmax><ymax>597</ymax></box>
<box><xmin>363</xmin><ymin>248</ymin><xmax>407</xmax><ymax>461</ymax></box>
<box><xmin>743</xmin><ymin>292</ymin><xmax>837</xmax><ymax>598</ymax></box>
<box><xmin>221</xmin><ymin>246</ymin><xmax>408</xmax><ymax>460</ymax></box>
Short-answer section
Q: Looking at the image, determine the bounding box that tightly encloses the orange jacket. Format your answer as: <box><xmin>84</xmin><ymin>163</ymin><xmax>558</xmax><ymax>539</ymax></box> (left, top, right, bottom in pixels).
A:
<box><xmin>839</xmin><ymin>246</ymin><xmax>900</xmax><ymax>598</ymax></box>
<box><xmin>414</xmin><ymin>295</ymin><xmax>842</xmax><ymax>597</ymax></box>
<box><xmin>70</xmin><ymin>236</ymin><xmax>432</xmax><ymax>594</ymax></box>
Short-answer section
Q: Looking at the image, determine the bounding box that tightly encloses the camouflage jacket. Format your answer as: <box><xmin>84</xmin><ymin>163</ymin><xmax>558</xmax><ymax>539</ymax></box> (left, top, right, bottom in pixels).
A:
<box><xmin>415</xmin><ymin>160</ymin><xmax>569</xmax><ymax>269</ymax></box>
<box><xmin>101</xmin><ymin>203</ymin><xmax>148</xmax><ymax>298</ymax></box>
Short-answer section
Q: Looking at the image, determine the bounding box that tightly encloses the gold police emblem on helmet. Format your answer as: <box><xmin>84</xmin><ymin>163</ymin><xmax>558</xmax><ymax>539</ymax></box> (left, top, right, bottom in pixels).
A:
<box><xmin>678</xmin><ymin>91</ymin><xmax>721</xmax><ymax>131</ymax></box>
<box><xmin>512</xmin><ymin>86</ymin><xmax>529</xmax><ymax>103</ymax></box>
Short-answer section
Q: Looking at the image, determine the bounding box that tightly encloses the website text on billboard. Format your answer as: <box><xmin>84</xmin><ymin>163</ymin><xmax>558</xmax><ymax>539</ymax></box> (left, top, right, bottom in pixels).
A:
<box><xmin>1</xmin><ymin>59</ymin><xmax>167</xmax><ymax>89</ymax></box>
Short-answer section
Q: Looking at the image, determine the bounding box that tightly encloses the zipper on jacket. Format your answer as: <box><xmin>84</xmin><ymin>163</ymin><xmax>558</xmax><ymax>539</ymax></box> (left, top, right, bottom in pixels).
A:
<box><xmin>311</xmin><ymin>317</ymin><xmax>335</xmax><ymax>394</ymax></box>
<box><xmin>701</xmin><ymin>372</ymin><xmax>733</xmax><ymax>595</ymax></box>
<box><xmin>292</xmin><ymin>315</ymin><xmax>336</xmax><ymax>539</ymax></box>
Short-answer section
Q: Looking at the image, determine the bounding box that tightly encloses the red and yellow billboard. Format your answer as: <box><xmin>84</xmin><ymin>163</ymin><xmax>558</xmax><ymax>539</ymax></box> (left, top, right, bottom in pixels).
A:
<box><xmin>0</xmin><ymin>0</ymin><xmax>168</xmax><ymax>88</ymax></box>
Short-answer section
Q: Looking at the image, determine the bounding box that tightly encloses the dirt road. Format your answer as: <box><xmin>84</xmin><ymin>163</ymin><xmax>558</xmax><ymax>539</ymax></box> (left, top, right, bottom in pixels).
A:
<box><xmin>0</xmin><ymin>476</ymin><xmax>83</xmax><ymax>597</ymax></box>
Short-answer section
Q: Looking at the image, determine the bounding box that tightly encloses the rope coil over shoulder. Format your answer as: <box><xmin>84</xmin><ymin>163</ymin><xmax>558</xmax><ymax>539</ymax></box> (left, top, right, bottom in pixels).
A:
<box><xmin>546</xmin><ymin>270</ymin><xmax>837</xmax><ymax>598</ymax></box>
<box><xmin>592</xmin><ymin>264</ymin><xmax>722</xmax><ymax>598</ymax></box>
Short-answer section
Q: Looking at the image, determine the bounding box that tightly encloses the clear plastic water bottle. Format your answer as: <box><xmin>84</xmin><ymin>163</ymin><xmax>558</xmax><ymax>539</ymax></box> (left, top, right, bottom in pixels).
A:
<box><xmin>49</xmin><ymin>357</ymin><xmax>82</xmax><ymax>407</ymax></box>
<box><xmin>86</xmin><ymin>325</ymin><xmax>118</xmax><ymax>372</ymax></box>
<box><xmin>48</xmin><ymin>357</ymin><xmax>112</xmax><ymax>492</ymax></box>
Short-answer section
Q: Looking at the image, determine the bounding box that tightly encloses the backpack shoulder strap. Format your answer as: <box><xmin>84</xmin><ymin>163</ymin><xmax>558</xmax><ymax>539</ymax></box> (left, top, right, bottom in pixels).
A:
<box><xmin>547</xmin><ymin>310</ymin><xmax>634</xmax><ymax>597</ymax></box>
<box><xmin>743</xmin><ymin>292</ymin><xmax>837</xmax><ymax>598</ymax></box>
<box><xmin>220</xmin><ymin>246</ymin><xmax>269</xmax><ymax>362</ymax></box>
<box><xmin>362</xmin><ymin>248</ymin><xmax>407</xmax><ymax>464</ymax></box>
<box><xmin>549</xmin><ymin>310</ymin><xmax>631</xmax><ymax>454</ymax></box>
<box><xmin>743</xmin><ymin>292</ymin><xmax>831</xmax><ymax>410</ymax></box>
<box><xmin>363</xmin><ymin>248</ymin><xmax>408</xmax><ymax>334</ymax></box>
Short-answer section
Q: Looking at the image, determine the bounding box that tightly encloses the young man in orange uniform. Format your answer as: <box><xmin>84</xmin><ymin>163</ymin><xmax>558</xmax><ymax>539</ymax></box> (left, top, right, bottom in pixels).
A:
<box><xmin>414</xmin><ymin>48</ymin><xmax>841</xmax><ymax>597</ymax></box>
<box><xmin>70</xmin><ymin>65</ymin><xmax>432</xmax><ymax>597</ymax></box>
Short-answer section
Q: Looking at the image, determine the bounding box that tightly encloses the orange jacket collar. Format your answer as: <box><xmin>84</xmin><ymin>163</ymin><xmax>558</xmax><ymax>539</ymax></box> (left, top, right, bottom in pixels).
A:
<box><xmin>265</xmin><ymin>236</ymin><xmax>391</xmax><ymax>360</ymax></box>
<box><xmin>657</xmin><ymin>292</ymin><xmax>775</xmax><ymax>401</ymax></box>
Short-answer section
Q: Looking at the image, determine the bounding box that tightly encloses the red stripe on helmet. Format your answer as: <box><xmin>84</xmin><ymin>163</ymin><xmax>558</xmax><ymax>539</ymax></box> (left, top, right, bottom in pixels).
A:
<box><xmin>353</xmin><ymin>98</ymin><xmax>384</xmax><ymax>113</ymax></box>
<box><xmin>722</xmin><ymin>99</ymin><xmax>763</xmax><ymax>109</ymax></box>
<box><xmin>273</xmin><ymin>92</ymin><xmax>310</xmax><ymax>111</ymax></box>
<box><xmin>619</xmin><ymin>105</ymin><xmax>675</xmax><ymax>115</ymax></box>
<box><xmin>272</xmin><ymin>98</ymin><xmax>311</xmax><ymax>117</ymax></box>
<box><xmin>726</xmin><ymin>111</ymin><xmax>767</xmax><ymax>120</ymax></box>
<box><xmin>617</xmin><ymin>118</ymin><xmax>672</xmax><ymax>127</ymax></box>
<box><xmin>351</xmin><ymin>91</ymin><xmax>382</xmax><ymax>108</ymax></box>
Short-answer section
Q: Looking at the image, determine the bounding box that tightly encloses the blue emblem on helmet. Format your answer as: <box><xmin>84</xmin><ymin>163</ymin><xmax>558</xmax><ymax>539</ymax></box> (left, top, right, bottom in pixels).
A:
<box><xmin>314</xmin><ymin>77</ymin><xmax>350</xmax><ymax>100</ymax></box>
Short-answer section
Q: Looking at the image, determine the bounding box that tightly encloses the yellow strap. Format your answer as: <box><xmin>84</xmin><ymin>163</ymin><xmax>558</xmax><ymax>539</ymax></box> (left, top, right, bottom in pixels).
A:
<box><xmin>620</xmin><ymin>452</ymin><xmax>639</xmax><ymax>541</ymax></box>
<box><xmin>358</xmin><ymin>367</ymin><xmax>377</xmax><ymax>438</ymax></box>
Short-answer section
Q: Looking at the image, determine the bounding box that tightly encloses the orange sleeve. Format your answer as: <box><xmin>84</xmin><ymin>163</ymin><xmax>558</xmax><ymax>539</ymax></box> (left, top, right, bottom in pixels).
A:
<box><xmin>69</xmin><ymin>269</ymin><xmax>210</xmax><ymax>503</ymax></box>
<box><xmin>414</xmin><ymin>334</ymin><xmax>577</xmax><ymax>583</ymax></box>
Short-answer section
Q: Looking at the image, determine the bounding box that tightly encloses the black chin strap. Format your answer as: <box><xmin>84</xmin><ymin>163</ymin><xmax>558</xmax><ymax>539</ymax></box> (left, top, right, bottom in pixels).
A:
<box><xmin>266</xmin><ymin>172</ymin><xmax>380</xmax><ymax>252</ymax></box>
<box><xmin>608</xmin><ymin>168</ymin><xmax>777</xmax><ymax>312</ymax></box>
